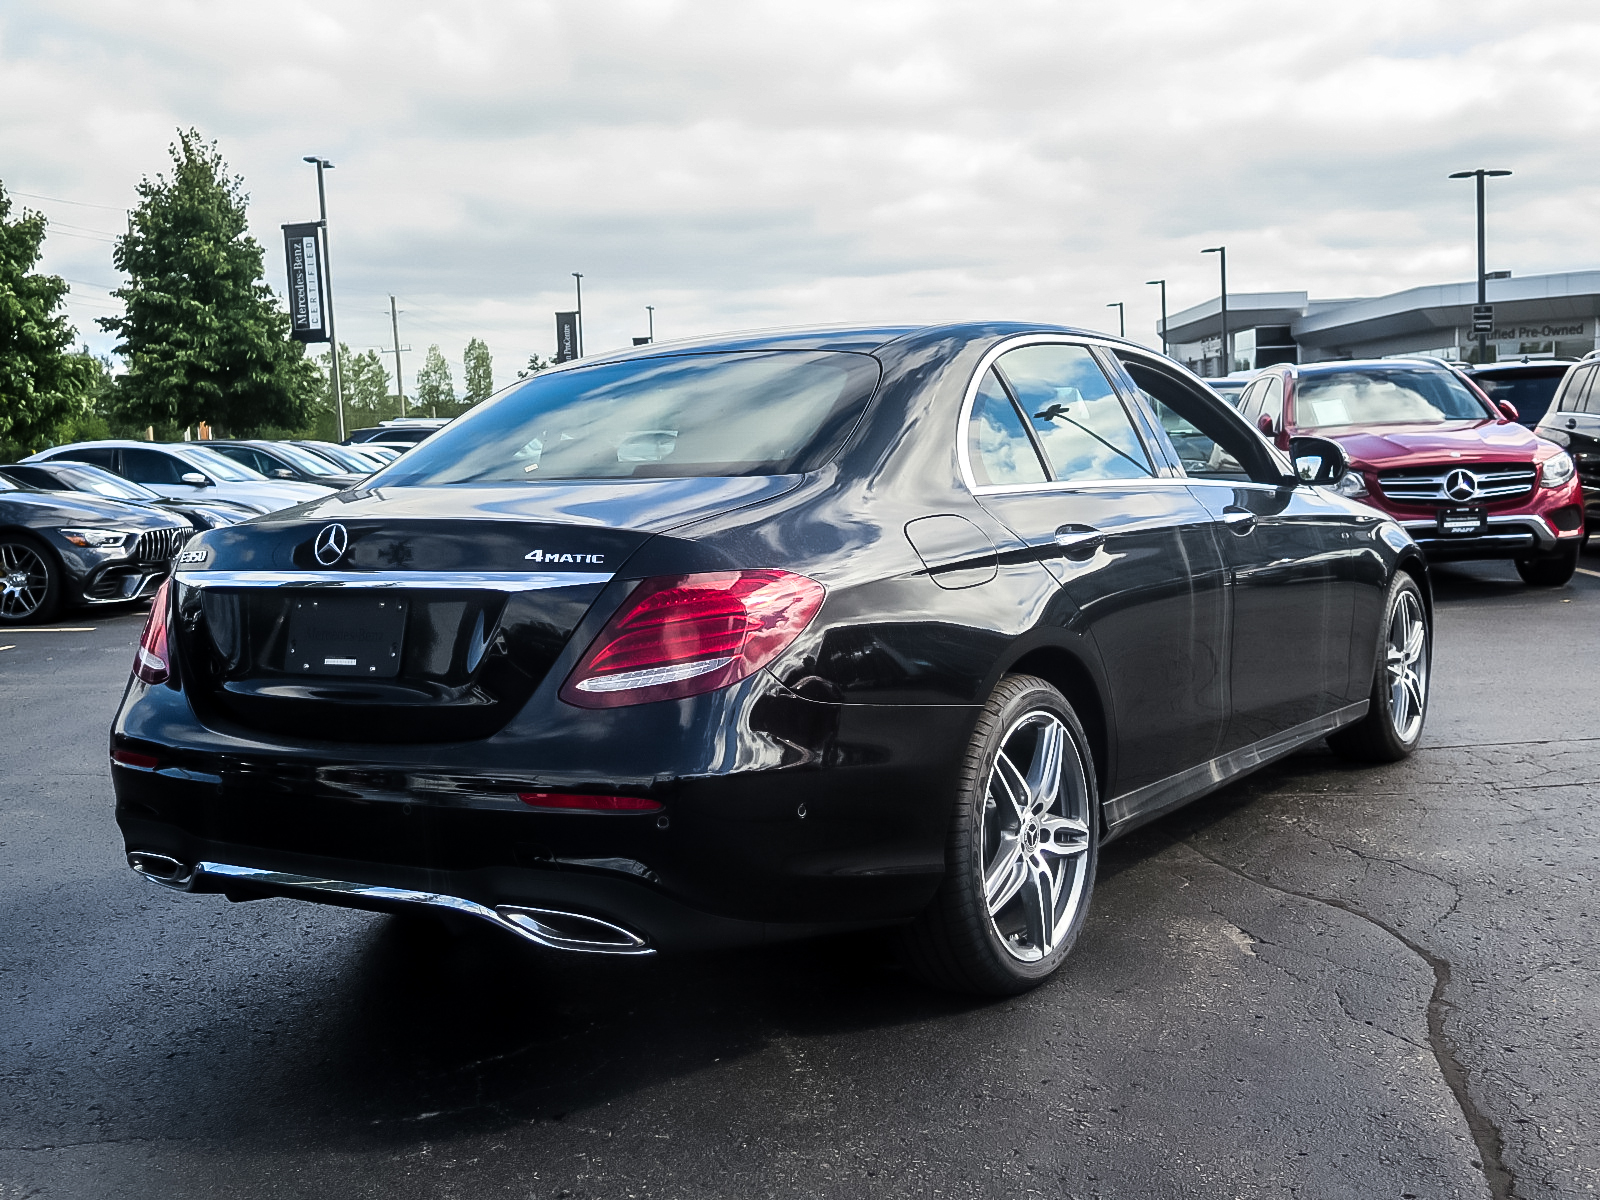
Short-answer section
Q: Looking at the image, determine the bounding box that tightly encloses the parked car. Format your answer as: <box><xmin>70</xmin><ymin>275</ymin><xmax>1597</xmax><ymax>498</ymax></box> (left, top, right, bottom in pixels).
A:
<box><xmin>1204</xmin><ymin>373</ymin><xmax>1257</xmax><ymax>406</ymax></box>
<box><xmin>1233</xmin><ymin>359</ymin><xmax>1585</xmax><ymax>585</ymax></box>
<box><xmin>113</xmin><ymin>322</ymin><xmax>1433</xmax><ymax>995</ymax></box>
<box><xmin>1533</xmin><ymin>357</ymin><xmax>1600</xmax><ymax>527</ymax></box>
<box><xmin>201</xmin><ymin>439</ymin><xmax>366</xmax><ymax>489</ymax></box>
<box><xmin>344</xmin><ymin>417</ymin><xmax>450</xmax><ymax>447</ymax></box>
<box><xmin>289</xmin><ymin>440</ymin><xmax>387</xmax><ymax>474</ymax></box>
<box><xmin>0</xmin><ymin>461</ymin><xmax>258</xmax><ymax>530</ymax></box>
<box><xmin>351</xmin><ymin>442</ymin><xmax>402</xmax><ymax>463</ymax></box>
<box><xmin>22</xmin><ymin>441</ymin><xmax>334</xmax><ymax>513</ymax></box>
<box><xmin>0</xmin><ymin>472</ymin><xmax>189</xmax><ymax>624</ymax></box>
<box><xmin>1465</xmin><ymin>359</ymin><xmax>1577</xmax><ymax>429</ymax></box>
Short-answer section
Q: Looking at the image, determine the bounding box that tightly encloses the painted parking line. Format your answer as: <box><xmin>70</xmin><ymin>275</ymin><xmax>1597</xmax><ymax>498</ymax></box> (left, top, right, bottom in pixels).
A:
<box><xmin>0</xmin><ymin>645</ymin><xmax>14</xmax><ymax>652</ymax></box>
<box><xmin>2</xmin><ymin>627</ymin><xmax>97</xmax><ymax>633</ymax></box>
<box><xmin>1578</xmin><ymin>568</ymin><xmax>1600</xmax><ymax>580</ymax></box>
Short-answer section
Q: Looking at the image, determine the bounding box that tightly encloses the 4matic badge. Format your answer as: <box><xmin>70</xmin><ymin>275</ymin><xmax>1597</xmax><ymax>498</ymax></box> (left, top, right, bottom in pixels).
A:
<box><xmin>525</xmin><ymin>548</ymin><xmax>606</xmax><ymax>564</ymax></box>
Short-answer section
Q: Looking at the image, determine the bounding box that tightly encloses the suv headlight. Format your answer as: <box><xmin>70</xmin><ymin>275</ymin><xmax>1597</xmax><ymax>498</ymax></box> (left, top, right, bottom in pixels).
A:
<box><xmin>59</xmin><ymin>528</ymin><xmax>136</xmax><ymax>550</ymax></box>
<box><xmin>1334</xmin><ymin>471</ymin><xmax>1369</xmax><ymax>499</ymax></box>
<box><xmin>1540</xmin><ymin>451</ymin><xmax>1576</xmax><ymax>487</ymax></box>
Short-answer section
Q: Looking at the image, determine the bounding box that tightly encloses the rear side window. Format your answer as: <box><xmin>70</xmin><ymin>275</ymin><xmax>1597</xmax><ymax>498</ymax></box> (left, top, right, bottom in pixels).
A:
<box><xmin>52</xmin><ymin>446</ymin><xmax>115</xmax><ymax>469</ymax></box>
<box><xmin>376</xmin><ymin>351</ymin><xmax>881</xmax><ymax>484</ymax></box>
<box><xmin>4</xmin><ymin>466</ymin><xmax>60</xmax><ymax>489</ymax></box>
<box><xmin>994</xmin><ymin>344</ymin><xmax>1153</xmax><ymax>482</ymax></box>
<box><xmin>121</xmin><ymin>449</ymin><xmax>186</xmax><ymax>485</ymax></box>
<box><xmin>967</xmin><ymin>368</ymin><xmax>1048</xmax><ymax>486</ymax></box>
<box><xmin>1259</xmin><ymin>376</ymin><xmax>1284</xmax><ymax>431</ymax></box>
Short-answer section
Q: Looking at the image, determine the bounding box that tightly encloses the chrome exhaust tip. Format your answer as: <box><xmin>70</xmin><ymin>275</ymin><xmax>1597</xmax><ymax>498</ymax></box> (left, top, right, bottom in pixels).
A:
<box><xmin>495</xmin><ymin>906</ymin><xmax>653</xmax><ymax>955</ymax></box>
<box><xmin>127</xmin><ymin>851</ymin><xmax>195</xmax><ymax>889</ymax></box>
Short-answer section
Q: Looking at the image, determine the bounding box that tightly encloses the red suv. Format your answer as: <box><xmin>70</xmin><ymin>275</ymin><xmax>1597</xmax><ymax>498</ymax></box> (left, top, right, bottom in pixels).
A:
<box><xmin>1236</xmin><ymin>359</ymin><xmax>1586</xmax><ymax>586</ymax></box>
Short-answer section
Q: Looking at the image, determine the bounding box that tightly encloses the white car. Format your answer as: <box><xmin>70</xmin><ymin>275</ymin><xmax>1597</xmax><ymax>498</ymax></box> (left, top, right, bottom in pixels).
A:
<box><xmin>24</xmin><ymin>441</ymin><xmax>334</xmax><ymax>512</ymax></box>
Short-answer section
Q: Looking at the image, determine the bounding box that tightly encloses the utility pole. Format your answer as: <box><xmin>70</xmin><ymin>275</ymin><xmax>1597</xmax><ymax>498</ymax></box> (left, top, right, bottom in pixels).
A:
<box><xmin>572</xmin><ymin>273</ymin><xmax>584</xmax><ymax>357</ymax></box>
<box><xmin>1202</xmin><ymin>246</ymin><xmax>1228</xmax><ymax>377</ymax></box>
<box><xmin>389</xmin><ymin>295</ymin><xmax>407</xmax><ymax>416</ymax></box>
<box><xmin>1449</xmin><ymin>168</ymin><xmax>1512</xmax><ymax>363</ymax></box>
<box><xmin>1146</xmin><ymin>279</ymin><xmax>1168</xmax><ymax>356</ymax></box>
<box><xmin>1106</xmin><ymin>301</ymin><xmax>1125</xmax><ymax>339</ymax></box>
<box><xmin>303</xmin><ymin>157</ymin><xmax>344</xmax><ymax>439</ymax></box>
<box><xmin>646</xmin><ymin>305</ymin><xmax>654</xmax><ymax>343</ymax></box>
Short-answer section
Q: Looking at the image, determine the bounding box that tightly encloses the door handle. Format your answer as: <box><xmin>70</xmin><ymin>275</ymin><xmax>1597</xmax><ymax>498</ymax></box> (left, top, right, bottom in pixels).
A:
<box><xmin>1568</xmin><ymin>418</ymin><xmax>1579</xmax><ymax>429</ymax></box>
<box><xmin>1222</xmin><ymin>506</ymin><xmax>1256</xmax><ymax>534</ymax></box>
<box><xmin>1053</xmin><ymin>524</ymin><xmax>1106</xmax><ymax>560</ymax></box>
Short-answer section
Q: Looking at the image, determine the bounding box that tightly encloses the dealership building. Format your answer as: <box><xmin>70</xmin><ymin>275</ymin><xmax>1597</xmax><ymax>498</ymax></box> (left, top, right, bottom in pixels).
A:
<box><xmin>1160</xmin><ymin>269</ymin><xmax>1600</xmax><ymax>377</ymax></box>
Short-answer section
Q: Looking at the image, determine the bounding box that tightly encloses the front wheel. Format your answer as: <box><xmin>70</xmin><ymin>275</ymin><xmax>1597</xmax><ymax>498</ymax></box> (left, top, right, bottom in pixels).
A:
<box><xmin>900</xmin><ymin>675</ymin><xmax>1099</xmax><ymax>995</ymax></box>
<box><xmin>0</xmin><ymin>535</ymin><xmax>62</xmax><ymax>626</ymax></box>
<box><xmin>1515</xmin><ymin>541</ymin><xmax>1581</xmax><ymax>587</ymax></box>
<box><xmin>1329</xmin><ymin>571</ymin><xmax>1429</xmax><ymax>763</ymax></box>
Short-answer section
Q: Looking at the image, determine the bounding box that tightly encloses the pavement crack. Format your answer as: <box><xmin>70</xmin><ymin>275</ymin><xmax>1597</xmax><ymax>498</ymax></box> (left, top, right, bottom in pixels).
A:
<box><xmin>1180</xmin><ymin>839</ymin><xmax>1519</xmax><ymax>1200</ymax></box>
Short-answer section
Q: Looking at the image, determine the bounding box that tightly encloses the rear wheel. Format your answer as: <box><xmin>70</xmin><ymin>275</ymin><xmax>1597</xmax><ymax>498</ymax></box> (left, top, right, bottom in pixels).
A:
<box><xmin>901</xmin><ymin>674</ymin><xmax>1098</xmax><ymax>995</ymax></box>
<box><xmin>0</xmin><ymin>535</ymin><xmax>62</xmax><ymax>626</ymax></box>
<box><xmin>1514</xmin><ymin>541</ymin><xmax>1581</xmax><ymax>587</ymax></box>
<box><xmin>1329</xmin><ymin>571</ymin><xmax>1429</xmax><ymax>763</ymax></box>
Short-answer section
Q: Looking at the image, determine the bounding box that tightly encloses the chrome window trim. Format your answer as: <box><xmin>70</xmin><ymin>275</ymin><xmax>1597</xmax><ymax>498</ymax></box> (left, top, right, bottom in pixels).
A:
<box><xmin>958</xmin><ymin>334</ymin><xmax>1170</xmax><ymax>496</ymax></box>
<box><xmin>173</xmin><ymin>569</ymin><xmax>612</xmax><ymax>591</ymax></box>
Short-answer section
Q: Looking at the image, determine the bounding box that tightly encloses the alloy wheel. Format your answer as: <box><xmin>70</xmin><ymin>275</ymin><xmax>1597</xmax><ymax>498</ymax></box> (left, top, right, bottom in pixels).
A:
<box><xmin>1385</xmin><ymin>588</ymin><xmax>1428</xmax><ymax>743</ymax></box>
<box><xmin>0</xmin><ymin>542</ymin><xmax>50</xmax><ymax>621</ymax></box>
<box><xmin>981</xmin><ymin>710</ymin><xmax>1093</xmax><ymax>962</ymax></box>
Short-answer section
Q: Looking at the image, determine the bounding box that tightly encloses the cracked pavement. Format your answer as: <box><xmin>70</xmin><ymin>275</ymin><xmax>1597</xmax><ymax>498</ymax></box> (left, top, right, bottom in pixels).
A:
<box><xmin>3</xmin><ymin>551</ymin><xmax>1598</xmax><ymax>1199</ymax></box>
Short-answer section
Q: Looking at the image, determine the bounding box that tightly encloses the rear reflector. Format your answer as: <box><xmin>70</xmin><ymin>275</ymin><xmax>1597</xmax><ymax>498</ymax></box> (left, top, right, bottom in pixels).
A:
<box><xmin>112</xmin><ymin>749</ymin><xmax>159</xmax><ymax>770</ymax></box>
<box><xmin>132</xmin><ymin>578</ymin><xmax>172</xmax><ymax>685</ymax></box>
<box><xmin>560</xmin><ymin>569</ymin><xmax>825</xmax><ymax>708</ymax></box>
<box><xmin>517</xmin><ymin>792</ymin><xmax>663</xmax><ymax>813</ymax></box>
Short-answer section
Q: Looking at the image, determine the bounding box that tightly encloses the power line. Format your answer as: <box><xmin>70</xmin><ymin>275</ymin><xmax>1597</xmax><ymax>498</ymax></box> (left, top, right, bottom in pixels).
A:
<box><xmin>8</xmin><ymin>189</ymin><xmax>127</xmax><ymax>212</ymax></box>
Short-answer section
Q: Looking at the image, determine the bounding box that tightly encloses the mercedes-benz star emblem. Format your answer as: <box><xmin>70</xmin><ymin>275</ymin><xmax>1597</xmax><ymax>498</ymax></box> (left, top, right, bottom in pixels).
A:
<box><xmin>1444</xmin><ymin>469</ymin><xmax>1477</xmax><ymax>502</ymax></box>
<box><xmin>313</xmin><ymin>523</ymin><xmax>349</xmax><ymax>566</ymax></box>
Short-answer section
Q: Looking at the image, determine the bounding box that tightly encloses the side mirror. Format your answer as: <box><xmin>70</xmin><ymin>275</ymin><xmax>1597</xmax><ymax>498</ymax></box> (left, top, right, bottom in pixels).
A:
<box><xmin>1256</xmin><ymin>413</ymin><xmax>1275</xmax><ymax>436</ymax></box>
<box><xmin>1498</xmin><ymin>400</ymin><xmax>1520</xmax><ymax>422</ymax></box>
<box><xmin>180</xmin><ymin>472</ymin><xmax>213</xmax><ymax>487</ymax></box>
<box><xmin>272</xmin><ymin>468</ymin><xmax>295</xmax><ymax>478</ymax></box>
<box><xmin>1287</xmin><ymin>435</ymin><xmax>1349</xmax><ymax>487</ymax></box>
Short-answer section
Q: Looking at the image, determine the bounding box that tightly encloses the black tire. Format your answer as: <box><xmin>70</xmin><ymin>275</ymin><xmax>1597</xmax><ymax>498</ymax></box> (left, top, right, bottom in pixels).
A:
<box><xmin>1514</xmin><ymin>541</ymin><xmax>1580</xmax><ymax>587</ymax></box>
<box><xmin>0</xmin><ymin>534</ymin><xmax>63</xmax><ymax>626</ymax></box>
<box><xmin>1328</xmin><ymin>571</ymin><xmax>1429</xmax><ymax>763</ymax></box>
<box><xmin>900</xmin><ymin>674</ymin><xmax>1099</xmax><ymax>995</ymax></box>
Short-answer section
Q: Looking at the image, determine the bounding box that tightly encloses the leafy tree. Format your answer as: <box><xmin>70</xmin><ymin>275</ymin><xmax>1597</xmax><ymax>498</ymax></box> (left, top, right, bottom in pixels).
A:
<box><xmin>0</xmin><ymin>181</ymin><xmax>95</xmax><ymax>457</ymax></box>
<box><xmin>517</xmin><ymin>352</ymin><xmax>550</xmax><ymax>380</ymax></box>
<box><xmin>463</xmin><ymin>337</ymin><xmax>493</xmax><ymax>405</ymax></box>
<box><xmin>414</xmin><ymin>343</ymin><xmax>455</xmax><ymax>417</ymax></box>
<box><xmin>99</xmin><ymin>129</ymin><xmax>319</xmax><ymax>437</ymax></box>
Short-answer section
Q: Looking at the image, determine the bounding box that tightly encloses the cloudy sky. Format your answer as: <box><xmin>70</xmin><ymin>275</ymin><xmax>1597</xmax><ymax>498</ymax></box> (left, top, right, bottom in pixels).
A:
<box><xmin>5</xmin><ymin>0</ymin><xmax>1600</xmax><ymax>394</ymax></box>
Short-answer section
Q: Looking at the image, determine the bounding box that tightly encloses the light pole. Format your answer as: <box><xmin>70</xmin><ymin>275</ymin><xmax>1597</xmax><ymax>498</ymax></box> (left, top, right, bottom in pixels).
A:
<box><xmin>572</xmin><ymin>273</ymin><xmax>584</xmax><ymax>357</ymax></box>
<box><xmin>1146</xmin><ymin>279</ymin><xmax>1168</xmax><ymax>356</ymax></box>
<box><xmin>1106</xmin><ymin>301</ymin><xmax>1124</xmax><ymax>339</ymax></box>
<box><xmin>646</xmin><ymin>305</ymin><xmax>654</xmax><ymax>343</ymax></box>
<box><xmin>1449</xmin><ymin>168</ymin><xmax>1512</xmax><ymax>363</ymax></box>
<box><xmin>1202</xmin><ymin>246</ymin><xmax>1227</xmax><ymax>377</ymax></box>
<box><xmin>388</xmin><ymin>295</ymin><xmax>407</xmax><ymax>417</ymax></box>
<box><xmin>303</xmin><ymin>156</ymin><xmax>344</xmax><ymax>440</ymax></box>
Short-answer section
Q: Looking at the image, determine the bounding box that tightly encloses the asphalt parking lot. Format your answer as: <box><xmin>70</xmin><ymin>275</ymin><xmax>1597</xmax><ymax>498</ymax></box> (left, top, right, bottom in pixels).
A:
<box><xmin>4</xmin><ymin>551</ymin><xmax>1599</xmax><ymax>1200</ymax></box>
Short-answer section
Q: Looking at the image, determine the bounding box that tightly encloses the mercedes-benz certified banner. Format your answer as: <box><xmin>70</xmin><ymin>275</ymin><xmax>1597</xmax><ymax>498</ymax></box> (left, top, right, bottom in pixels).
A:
<box><xmin>282</xmin><ymin>222</ymin><xmax>328</xmax><ymax>343</ymax></box>
<box><xmin>555</xmin><ymin>311</ymin><xmax>580</xmax><ymax>363</ymax></box>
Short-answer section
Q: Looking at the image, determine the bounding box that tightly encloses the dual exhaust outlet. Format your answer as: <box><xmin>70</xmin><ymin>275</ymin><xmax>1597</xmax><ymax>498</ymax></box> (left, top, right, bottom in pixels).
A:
<box><xmin>126</xmin><ymin>851</ymin><xmax>652</xmax><ymax>956</ymax></box>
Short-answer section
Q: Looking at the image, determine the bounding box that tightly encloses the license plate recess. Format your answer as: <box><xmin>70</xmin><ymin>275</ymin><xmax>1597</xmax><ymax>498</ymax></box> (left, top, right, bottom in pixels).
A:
<box><xmin>1437</xmin><ymin>506</ymin><xmax>1487</xmax><ymax>537</ymax></box>
<box><xmin>285</xmin><ymin>594</ymin><xmax>407</xmax><ymax>676</ymax></box>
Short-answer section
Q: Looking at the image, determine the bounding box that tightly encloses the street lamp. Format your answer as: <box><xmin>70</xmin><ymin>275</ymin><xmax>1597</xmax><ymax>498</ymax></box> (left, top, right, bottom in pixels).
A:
<box><xmin>1146</xmin><ymin>279</ymin><xmax>1168</xmax><ymax>356</ymax></box>
<box><xmin>1201</xmin><ymin>246</ymin><xmax>1227</xmax><ymax>377</ymax></box>
<box><xmin>1449</xmin><ymin>169</ymin><xmax>1512</xmax><ymax>363</ymax></box>
<box><xmin>572</xmin><ymin>273</ymin><xmax>584</xmax><ymax>357</ymax></box>
<box><xmin>1106</xmin><ymin>301</ymin><xmax>1124</xmax><ymax>339</ymax></box>
<box><xmin>302</xmin><ymin>156</ymin><xmax>344</xmax><ymax>440</ymax></box>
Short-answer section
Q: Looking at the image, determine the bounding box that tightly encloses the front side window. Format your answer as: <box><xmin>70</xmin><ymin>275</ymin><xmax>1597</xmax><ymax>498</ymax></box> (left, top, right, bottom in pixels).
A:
<box><xmin>376</xmin><ymin>351</ymin><xmax>880</xmax><ymax>485</ymax></box>
<box><xmin>995</xmin><ymin>344</ymin><xmax>1153</xmax><ymax>482</ymax></box>
<box><xmin>1118</xmin><ymin>355</ymin><xmax>1279</xmax><ymax>483</ymax></box>
<box><xmin>1293</xmin><ymin>368</ymin><xmax>1495</xmax><ymax>429</ymax></box>
<box><xmin>967</xmin><ymin>368</ymin><xmax>1048</xmax><ymax>486</ymax></box>
<box><xmin>121</xmin><ymin>448</ymin><xmax>186</xmax><ymax>485</ymax></box>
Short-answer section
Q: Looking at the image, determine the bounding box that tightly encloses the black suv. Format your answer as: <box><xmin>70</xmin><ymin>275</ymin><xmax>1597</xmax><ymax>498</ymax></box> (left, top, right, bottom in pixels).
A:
<box><xmin>1534</xmin><ymin>359</ymin><xmax>1600</xmax><ymax>526</ymax></box>
<box><xmin>1467</xmin><ymin>359</ymin><xmax>1578</xmax><ymax>429</ymax></box>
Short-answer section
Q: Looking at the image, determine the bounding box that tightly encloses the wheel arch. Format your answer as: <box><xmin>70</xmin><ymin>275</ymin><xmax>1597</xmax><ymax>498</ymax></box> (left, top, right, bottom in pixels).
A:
<box><xmin>998</xmin><ymin>645</ymin><xmax>1110</xmax><ymax>801</ymax></box>
<box><xmin>1393</xmin><ymin>546</ymin><xmax>1433</xmax><ymax>625</ymax></box>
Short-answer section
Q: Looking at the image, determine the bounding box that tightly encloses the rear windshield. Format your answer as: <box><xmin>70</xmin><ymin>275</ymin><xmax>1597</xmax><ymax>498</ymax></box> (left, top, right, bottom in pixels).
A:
<box><xmin>374</xmin><ymin>351</ymin><xmax>881</xmax><ymax>485</ymax></box>
<box><xmin>1470</xmin><ymin>370</ymin><xmax>1567</xmax><ymax>426</ymax></box>
<box><xmin>1294</xmin><ymin>368</ymin><xmax>1494</xmax><ymax>429</ymax></box>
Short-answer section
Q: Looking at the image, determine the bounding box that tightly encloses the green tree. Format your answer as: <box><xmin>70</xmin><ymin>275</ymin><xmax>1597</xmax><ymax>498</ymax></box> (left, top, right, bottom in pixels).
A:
<box><xmin>517</xmin><ymin>352</ymin><xmax>550</xmax><ymax>380</ymax></box>
<box><xmin>414</xmin><ymin>343</ymin><xmax>455</xmax><ymax>417</ymax></box>
<box><xmin>0</xmin><ymin>181</ymin><xmax>95</xmax><ymax>457</ymax></box>
<box><xmin>463</xmin><ymin>336</ymin><xmax>493</xmax><ymax>405</ymax></box>
<box><xmin>99</xmin><ymin>129</ymin><xmax>319</xmax><ymax>437</ymax></box>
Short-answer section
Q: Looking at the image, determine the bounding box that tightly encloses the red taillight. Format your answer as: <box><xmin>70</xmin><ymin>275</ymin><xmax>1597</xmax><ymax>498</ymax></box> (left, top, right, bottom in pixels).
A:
<box><xmin>133</xmin><ymin>579</ymin><xmax>171</xmax><ymax>685</ymax></box>
<box><xmin>560</xmin><ymin>569</ymin><xmax>826</xmax><ymax>708</ymax></box>
<box><xmin>112</xmin><ymin>749</ymin><xmax>160</xmax><ymax>769</ymax></box>
<box><xmin>517</xmin><ymin>792</ymin><xmax>663</xmax><ymax>813</ymax></box>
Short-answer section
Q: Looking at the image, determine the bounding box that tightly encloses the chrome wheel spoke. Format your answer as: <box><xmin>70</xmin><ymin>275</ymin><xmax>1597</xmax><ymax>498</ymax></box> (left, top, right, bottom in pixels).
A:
<box><xmin>991</xmin><ymin>751</ymin><xmax>1031</xmax><ymax>826</ymax></box>
<box><xmin>1019</xmin><ymin>855</ymin><xmax>1060</xmax><ymax>956</ymax></box>
<box><xmin>1023</xmin><ymin>720</ymin><xmax>1064</xmax><ymax>818</ymax></box>
<box><xmin>1037</xmin><ymin>814</ymin><xmax>1090</xmax><ymax>859</ymax></box>
<box><xmin>984</xmin><ymin>838</ymin><xmax>1028</xmax><ymax>915</ymax></box>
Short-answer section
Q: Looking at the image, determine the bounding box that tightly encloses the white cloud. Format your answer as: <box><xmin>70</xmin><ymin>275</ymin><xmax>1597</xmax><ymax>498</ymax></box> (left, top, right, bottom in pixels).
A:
<box><xmin>4</xmin><ymin>0</ymin><xmax>1600</xmax><ymax>393</ymax></box>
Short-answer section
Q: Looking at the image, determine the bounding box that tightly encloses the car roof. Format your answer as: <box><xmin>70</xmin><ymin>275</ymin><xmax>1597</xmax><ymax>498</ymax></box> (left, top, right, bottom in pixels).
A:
<box><xmin>1466</xmin><ymin>360</ymin><xmax>1576</xmax><ymax>376</ymax></box>
<box><xmin>1290</xmin><ymin>358</ymin><xmax>1462</xmax><ymax>376</ymax></box>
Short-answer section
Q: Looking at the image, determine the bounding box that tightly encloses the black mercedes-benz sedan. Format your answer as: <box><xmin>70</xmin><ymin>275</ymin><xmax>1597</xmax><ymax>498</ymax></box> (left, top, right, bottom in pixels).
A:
<box><xmin>1</xmin><ymin>474</ymin><xmax>190</xmax><ymax>625</ymax></box>
<box><xmin>112</xmin><ymin>323</ymin><xmax>1432</xmax><ymax>994</ymax></box>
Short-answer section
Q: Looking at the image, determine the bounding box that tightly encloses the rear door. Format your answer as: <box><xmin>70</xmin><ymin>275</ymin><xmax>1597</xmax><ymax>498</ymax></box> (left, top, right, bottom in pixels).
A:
<box><xmin>1550</xmin><ymin>365</ymin><xmax>1600</xmax><ymax>516</ymax></box>
<box><xmin>967</xmin><ymin>339</ymin><xmax>1229</xmax><ymax>797</ymax></box>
